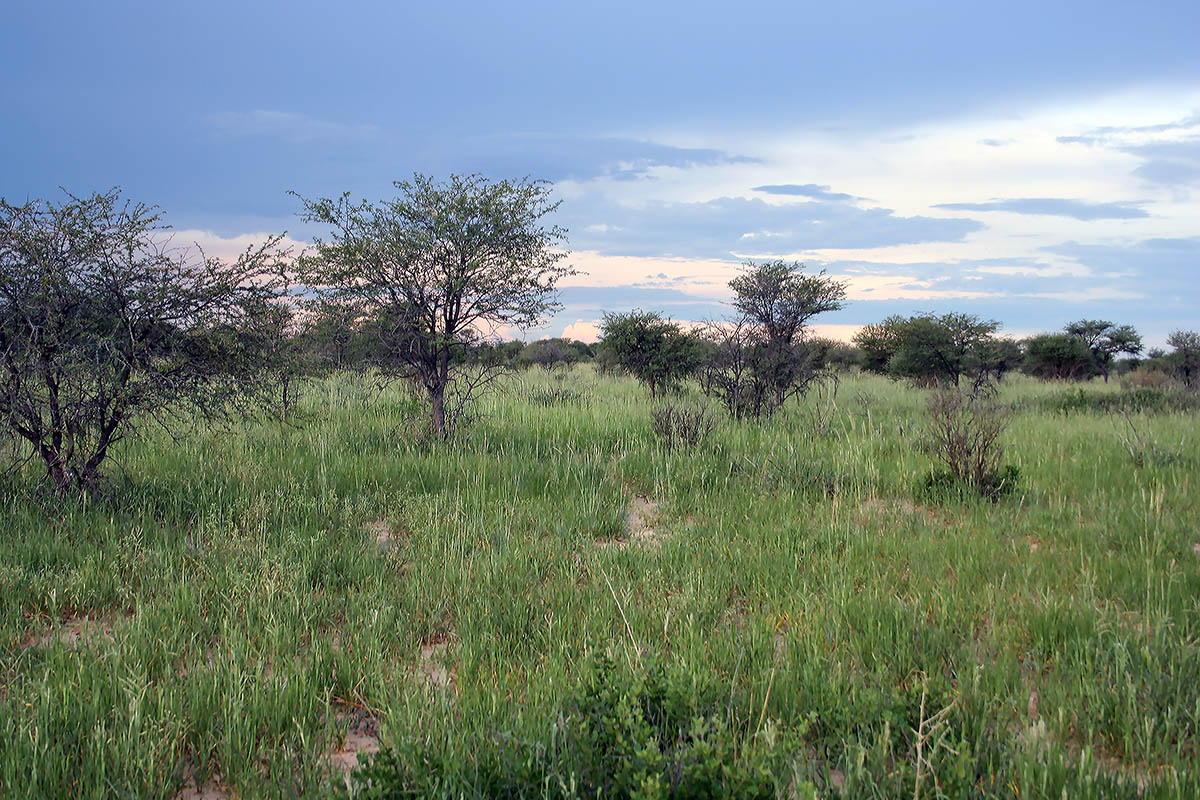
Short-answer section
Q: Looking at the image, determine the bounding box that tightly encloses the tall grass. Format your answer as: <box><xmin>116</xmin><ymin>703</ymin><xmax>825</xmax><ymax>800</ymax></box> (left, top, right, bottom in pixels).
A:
<box><xmin>1</xmin><ymin>367</ymin><xmax>1197</xmax><ymax>798</ymax></box>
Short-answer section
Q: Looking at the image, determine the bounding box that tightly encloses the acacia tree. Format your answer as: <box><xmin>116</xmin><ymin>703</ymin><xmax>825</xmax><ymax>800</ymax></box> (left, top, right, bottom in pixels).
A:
<box><xmin>729</xmin><ymin>259</ymin><xmax>848</xmax><ymax>408</ymax></box>
<box><xmin>888</xmin><ymin>313</ymin><xmax>1001</xmax><ymax>388</ymax></box>
<box><xmin>295</xmin><ymin>174</ymin><xmax>572</xmax><ymax>436</ymax></box>
<box><xmin>1166</xmin><ymin>330</ymin><xmax>1200</xmax><ymax>388</ymax></box>
<box><xmin>0</xmin><ymin>189</ymin><xmax>291</xmax><ymax>493</ymax></box>
<box><xmin>699</xmin><ymin>260</ymin><xmax>847</xmax><ymax>418</ymax></box>
<box><xmin>599</xmin><ymin>310</ymin><xmax>703</xmax><ymax>398</ymax></box>
<box><xmin>1064</xmin><ymin>319</ymin><xmax>1142</xmax><ymax>382</ymax></box>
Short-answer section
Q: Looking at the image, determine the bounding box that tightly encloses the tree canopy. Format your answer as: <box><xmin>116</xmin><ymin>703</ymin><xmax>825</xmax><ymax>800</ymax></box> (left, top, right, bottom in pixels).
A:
<box><xmin>0</xmin><ymin>189</ymin><xmax>290</xmax><ymax>492</ymax></box>
<box><xmin>600</xmin><ymin>310</ymin><xmax>703</xmax><ymax>399</ymax></box>
<box><xmin>1064</xmin><ymin>319</ymin><xmax>1142</xmax><ymax>382</ymax></box>
<box><xmin>295</xmin><ymin>173</ymin><xmax>572</xmax><ymax>436</ymax></box>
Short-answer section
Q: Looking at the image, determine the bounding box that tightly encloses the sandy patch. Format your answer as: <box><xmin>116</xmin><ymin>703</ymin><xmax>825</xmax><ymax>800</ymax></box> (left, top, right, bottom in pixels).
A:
<box><xmin>329</xmin><ymin>709</ymin><xmax>381</xmax><ymax>774</ymax></box>
<box><xmin>417</xmin><ymin>635</ymin><xmax>456</xmax><ymax>691</ymax></box>
<box><xmin>23</xmin><ymin>614</ymin><xmax>124</xmax><ymax>648</ymax></box>
<box><xmin>855</xmin><ymin>496</ymin><xmax>954</xmax><ymax>529</ymax></box>
<box><xmin>172</xmin><ymin>767</ymin><xmax>227</xmax><ymax>800</ymax></box>
<box><xmin>597</xmin><ymin>494</ymin><xmax>661</xmax><ymax>549</ymax></box>
<box><xmin>366</xmin><ymin>518</ymin><xmax>396</xmax><ymax>552</ymax></box>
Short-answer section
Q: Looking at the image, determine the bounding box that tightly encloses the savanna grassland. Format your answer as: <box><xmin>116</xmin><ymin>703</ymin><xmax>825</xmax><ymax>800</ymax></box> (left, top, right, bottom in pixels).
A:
<box><xmin>1</xmin><ymin>367</ymin><xmax>1198</xmax><ymax>799</ymax></box>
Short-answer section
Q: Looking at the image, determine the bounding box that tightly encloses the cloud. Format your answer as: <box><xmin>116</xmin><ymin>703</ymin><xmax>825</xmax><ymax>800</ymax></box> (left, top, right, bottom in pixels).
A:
<box><xmin>157</xmin><ymin>229</ymin><xmax>309</xmax><ymax>262</ymax></box>
<box><xmin>204</xmin><ymin>110</ymin><xmax>381</xmax><ymax>143</ymax></box>
<box><xmin>751</xmin><ymin>184</ymin><xmax>859</xmax><ymax>202</ymax></box>
<box><xmin>932</xmin><ymin>197</ymin><xmax>1148</xmax><ymax>220</ymax></box>
<box><xmin>563</xmin><ymin>195</ymin><xmax>983</xmax><ymax>260</ymax></box>
<box><xmin>1125</xmin><ymin>138</ymin><xmax>1200</xmax><ymax>186</ymax></box>
<box><xmin>561</xmin><ymin>319</ymin><xmax>602</xmax><ymax>342</ymax></box>
<box><xmin>1061</xmin><ymin>113</ymin><xmax>1200</xmax><ymax>141</ymax></box>
<box><xmin>453</xmin><ymin>135</ymin><xmax>759</xmax><ymax>182</ymax></box>
<box><xmin>1056</xmin><ymin>112</ymin><xmax>1200</xmax><ymax>187</ymax></box>
<box><xmin>1045</xmin><ymin>237</ymin><xmax>1200</xmax><ymax>291</ymax></box>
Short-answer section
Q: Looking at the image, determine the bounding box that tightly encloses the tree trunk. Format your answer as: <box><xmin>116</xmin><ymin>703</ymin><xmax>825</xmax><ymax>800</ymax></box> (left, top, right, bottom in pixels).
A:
<box><xmin>43</xmin><ymin>451</ymin><xmax>72</xmax><ymax>494</ymax></box>
<box><xmin>430</xmin><ymin>383</ymin><xmax>446</xmax><ymax>438</ymax></box>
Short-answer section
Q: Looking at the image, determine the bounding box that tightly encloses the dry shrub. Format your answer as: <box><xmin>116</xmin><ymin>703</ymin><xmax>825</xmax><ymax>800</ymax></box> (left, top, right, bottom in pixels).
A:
<box><xmin>651</xmin><ymin>403</ymin><xmax>718</xmax><ymax>450</ymax></box>
<box><xmin>922</xmin><ymin>386</ymin><xmax>1017</xmax><ymax>498</ymax></box>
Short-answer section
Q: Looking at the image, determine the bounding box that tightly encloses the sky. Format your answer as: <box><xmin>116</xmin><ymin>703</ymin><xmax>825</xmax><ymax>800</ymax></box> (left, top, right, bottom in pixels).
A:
<box><xmin>3</xmin><ymin>0</ymin><xmax>1198</xmax><ymax>344</ymax></box>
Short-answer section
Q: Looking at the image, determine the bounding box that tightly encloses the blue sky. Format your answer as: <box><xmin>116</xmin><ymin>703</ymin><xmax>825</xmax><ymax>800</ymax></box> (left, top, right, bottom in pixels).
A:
<box><xmin>3</xmin><ymin>0</ymin><xmax>1198</xmax><ymax>343</ymax></box>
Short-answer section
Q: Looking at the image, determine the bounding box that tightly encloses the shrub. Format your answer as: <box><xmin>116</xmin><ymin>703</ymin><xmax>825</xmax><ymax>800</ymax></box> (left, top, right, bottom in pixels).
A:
<box><xmin>340</xmin><ymin>654</ymin><xmax>800</xmax><ymax>799</ymax></box>
<box><xmin>921</xmin><ymin>387</ymin><xmax>1017</xmax><ymax>499</ymax></box>
<box><xmin>528</xmin><ymin>386</ymin><xmax>589</xmax><ymax>407</ymax></box>
<box><xmin>1121</xmin><ymin>368</ymin><xmax>1175</xmax><ymax>390</ymax></box>
<box><xmin>1041</xmin><ymin>387</ymin><xmax>1200</xmax><ymax>415</ymax></box>
<box><xmin>0</xmin><ymin>189</ymin><xmax>291</xmax><ymax>493</ymax></box>
<box><xmin>1113</xmin><ymin>410</ymin><xmax>1189</xmax><ymax>468</ymax></box>
<box><xmin>600</xmin><ymin>310</ymin><xmax>704</xmax><ymax>399</ymax></box>
<box><xmin>651</xmin><ymin>403</ymin><xmax>718</xmax><ymax>450</ymax></box>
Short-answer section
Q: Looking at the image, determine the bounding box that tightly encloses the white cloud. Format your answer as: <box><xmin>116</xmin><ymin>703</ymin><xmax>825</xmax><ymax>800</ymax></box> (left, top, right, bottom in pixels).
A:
<box><xmin>561</xmin><ymin>319</ymin><xmax>602</xmax><ymax>342</ymax></box>
<box><xmin>158</xmin><ymin>229</ymin><xmax>309</xmax><ymax>262</ymax></box>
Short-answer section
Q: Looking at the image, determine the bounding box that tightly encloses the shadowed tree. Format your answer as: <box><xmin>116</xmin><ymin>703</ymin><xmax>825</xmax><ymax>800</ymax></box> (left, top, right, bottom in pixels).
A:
<box><xmin>295</xmin><ymin>174</ymin><xmax>572</xmax><ymax>436</ymax></box>
<box><xmin>1166</xmin><ymin>330</ymin><xmax>1200</xmax><ymax>389</ymax></box>
<box><xmin>853</xmin><ymin>315</ymin><xmax>907</xmax><ymax>374</ymax></box>
<box><xmin>887</xmin><ymin>313</ymin><xmax>1001</xmax><ymax>388</ymax></box>
<box><xmin>0</xmin><ymin>189</ymin><xmax>291</xmax><ymax>493</ymax></box>
<box><xmin>1021</xmin><ymin>332</ymin><xmax>1095</xmax><ymax>380</ymax></box>
<box><xmin>1064</xmin><ymin>319</ymin><xmax>1142</xmax><ymax>382</ymax></box>
<box><xmin>975</xmin><ymin>337</ymin><xmax>1024</xmax><ymax>383</ymax></box>
<box><xmin>517</xmin><ymin>338</ymin><xmax>579</xmax><ymax>371</ymax></box>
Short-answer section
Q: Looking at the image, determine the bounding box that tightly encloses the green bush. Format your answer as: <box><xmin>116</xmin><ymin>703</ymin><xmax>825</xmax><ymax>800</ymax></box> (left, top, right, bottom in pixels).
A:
<box><xmin>1041</xmin><ymin>387</ymin><xmax>1199</xmax><ymax>415</ymax></box>
<box><xmin>340</xmin><ymin>655</ymin><xmax>802</xmax><ymax>799</ymax></box>
<box><xmin>528</xmin><ymin>387</ymin><xmax>590</xmax><ymax>407</ymax></box>
<box><xmin>918</xmin><ymin>464</ymin><xmax>1021</xmax><ymax>501</ymax></box>
<box><xmin>650</xmin><ymin>404</ymin><xmax>718</xmax><ymax>450</ymax></box>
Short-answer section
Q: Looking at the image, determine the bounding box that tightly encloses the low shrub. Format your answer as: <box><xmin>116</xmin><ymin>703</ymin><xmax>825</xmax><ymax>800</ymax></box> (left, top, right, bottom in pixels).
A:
<box><xmin>1113</xmin><ymin>411</ymin><xmax>1189</xmax><ymax>468</ymax></box>
<box><xmin>340</xmin><ymin>654</ymin><xmax>803</xmax><ymax>799</ymax></box>
<box><xmin>651</xmin><ymin>403</ymin><xmax>718</xmax><ymax>450</ymax></box>
<box><xmin>1041</xmin><ymin>387</ymin><xmax>1199</xmax><ymax>415</ymax></box>
<box><xmin>922</xmin><ymin>387</ymin><xmax>1018</xmax><ymax>499</ymax></box>
<box><xmin>528</xmin><ymin>386</ymin><xmax>589</xmax><ymax>407</ymax></box>
<box><xmin>919</xmin><ymin>464</ymin><xmax>1021</xmax><ymax>501</ymax></box>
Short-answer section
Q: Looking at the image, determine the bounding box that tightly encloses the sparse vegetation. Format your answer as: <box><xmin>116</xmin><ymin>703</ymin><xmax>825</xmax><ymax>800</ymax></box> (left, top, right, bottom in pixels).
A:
<box><xmin>3</xmin><ymin>186</ymin><xmax>1197</xmax><ymax>800</ymax></box>
<box><xmin>920</xmin><ymin>385</ymin><xmax>1017</xmax><ymax>499</ymax></box>
<box><xmin>650</xmin><ymin>402</ymin><xmax>718</xmax><ymax>450</ymax></box>
<box><xmin>2</xmin><ymin>366</ymin><xmax>1197</xmax><ymax>798</ymax></box>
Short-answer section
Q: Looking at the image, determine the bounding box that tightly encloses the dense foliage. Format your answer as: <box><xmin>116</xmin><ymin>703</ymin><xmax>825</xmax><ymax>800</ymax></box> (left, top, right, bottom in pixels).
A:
<box><xmin>600</xmin><ymin>310</ymin><xmax>704</xmax><ymax>399</ymax></box>
<box><xmin>0</xmin><ymin>189</ymin><xmax>290</xmax><ymax>492</ymax></box>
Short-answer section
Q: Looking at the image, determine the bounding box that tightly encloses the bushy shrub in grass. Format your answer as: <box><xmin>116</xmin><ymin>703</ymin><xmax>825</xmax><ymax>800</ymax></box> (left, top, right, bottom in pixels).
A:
<box><xmin>1040</xmin><ymin>386</ymin><xmax>1200</xmax><ymax>415</ymax></box>
<box><xmin>920</xmin><ymin>387</ymin><xmax>1019</xmax><ymax>500</ymax></box>
<box><xmin>339</xmin><ymin>654</ymin><xmax>801</xmax><ymax>799</ymax></box>
<box><xmin>651</xmin><ymin>404</ymin><xmax>718</xmax><ymax>450</ymax></box>
<box><xmin>527</xmin><ymin>386</ymin><xmax>590</xmax><ymax>407</ymax></box>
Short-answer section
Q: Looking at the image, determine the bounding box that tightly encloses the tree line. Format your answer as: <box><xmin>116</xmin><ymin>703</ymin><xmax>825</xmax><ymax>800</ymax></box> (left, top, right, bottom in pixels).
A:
<box><xmin>2</xmin><ymin>178</ymin><xmax>1197</xmax><ymax>494</ymax></box>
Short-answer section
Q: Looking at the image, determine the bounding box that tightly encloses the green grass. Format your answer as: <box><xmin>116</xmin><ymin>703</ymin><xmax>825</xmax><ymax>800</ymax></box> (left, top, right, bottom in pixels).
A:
<box><xmin>1</xmin><ymin>367</ymin><xmax>1198</xmax><ymax>798</ymax></box>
